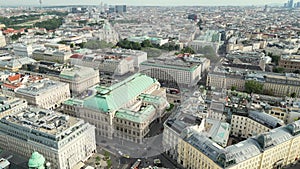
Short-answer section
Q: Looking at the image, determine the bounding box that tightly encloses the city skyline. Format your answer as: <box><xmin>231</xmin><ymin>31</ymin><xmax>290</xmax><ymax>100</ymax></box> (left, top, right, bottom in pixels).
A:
<box><xmin>0</xmin><ymin>0</ymin><xmax>290</xmax><ymax>6</ymax></box>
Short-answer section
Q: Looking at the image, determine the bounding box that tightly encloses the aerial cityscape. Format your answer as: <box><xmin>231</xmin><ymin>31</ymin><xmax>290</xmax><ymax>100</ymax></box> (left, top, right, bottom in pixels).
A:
<box><xmin>0</xmin><ymin>0</ymin><xmax>300</xmax><ymax>169</ymax></box>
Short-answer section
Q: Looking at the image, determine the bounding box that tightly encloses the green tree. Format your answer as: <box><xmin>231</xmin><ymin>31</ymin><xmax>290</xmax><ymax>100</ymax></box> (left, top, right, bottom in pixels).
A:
<box><xmin>291</xmin><ymin>92</ymin><xmax>297</xmax><ymax>98</ymax></box>
<box><xmin>141</xmin><ymin>39</ymin><xmax>152</xmax><ymax>48</ymax></box>
<box><xmin>11</xmin><ymin>33</ymin><xmax>22</xmax><ymax>41</ymax></box>
<box><xmin>84</xmin><ymin>40</ymin><xmax>113</xmax><ymax>49</ymax></box>
<box><xmin>95</xmin><ymin>156</ymin><xmax>100</xmax><ymax>165</ymax></box>
<box><xmin>180</xmin><ymin>46</ymin><xmax>195</xmax><ymax>54</ymax></box>
<box><xmin>34</xmin><ymin>18</ymin><xmax>63</xmax><ymax>30</ymax></box>
<box><xmin>231</xmin><ymin>86</ymin><xmax>237</xmax><ymax>91</ymax></box>
<box><xmin>268</xmin><ymin>52</ymin><xmax>280</xmax><ymax>65</ymax></box>
<box><xmin>245</xmin><ymin>80</ymin><xmax>264</xmax><ymax>94</ymax></box>
<box><xmin>197</xmin><ymin>19</ymin><xmax>203</xmax><ymax>30</ymax></box>
<box><xmin>273</xmin><ymin>67</ymin><xmax>285</xmax><ymax>73</ymax></box>
<box><xmin>293</xmin><ymin>70</ymin><xmax>300</xmax><ymax>74</ymax></box>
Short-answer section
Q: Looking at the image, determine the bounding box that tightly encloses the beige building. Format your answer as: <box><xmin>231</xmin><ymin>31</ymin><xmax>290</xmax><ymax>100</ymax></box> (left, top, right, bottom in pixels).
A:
<box><xmin>207</xmin><ymin>73</ymin><xmax>245</xmax><ymax>91</ymax></box>
<box><xmin>44</xmin><ymin>43</ymin><xmax>71</xmax><ymax>51</ymax></box>
<box><xmin>63</xmin><ymin>73</ymin><xmax>169</xmax><ymax>143</ymax></box>
<box><xmin>59</xmin><ymin>66</ymin><xmax>99</xmax><ymax>96</ymax></box>
<box><xmin>279</xmin><ymin>55</ymin><xmax>300</xmax><ymax>73</ymax></box>
<box><xmin>266</xmin><ymin>102</ymin><xmax>300</xmax><ymax>124</ymax></box>
<box><xmin>15</xmin><ymin>79</ymin><xmax>70</xmax><ymax>109</ymax></box>
<box><xmin>70</xmin><ymin>53</ymin><xmax>134</xmax><ymax>75</ymax></box>
<box><xmin>0</xmin><ymin>94</ymin><xmax>27</xmax><ymax>119</ymax></box>
<box><xmin>208</xmin><ymin>101</ymin><xmax>283</xmax><ymax>139</ymax></box>
<box><xmin>140</xmin><ymin>56</ymin><xmax>207</xmax><ymax>87</ymax></box>
<box><xmin>0</xmin><ymin>107</ymin><xmax>96</xmax><ymax>169</ymax></box>
<box><xmin>230</xmin><ymin>110</ymin><xmax>283</xmax><ymax>138</ymax></box>
<box><xmin>32</xmin><ymin>49</ymin><xmax>72</xmax><ymax>63</ymax></box>
<box><xmin>207</xmin><ymin>72</ymin><xmax>300</xmax><ymax>97</ymax></box>
<box><xmin>177</xmin><ymin>120</ymin><xmax>300</xmax><ymax>169</ymax></box>
<box><xmin>0</xmin><ymin>31</ymin><xmax>6</xmax><ymax>47</ymax></box>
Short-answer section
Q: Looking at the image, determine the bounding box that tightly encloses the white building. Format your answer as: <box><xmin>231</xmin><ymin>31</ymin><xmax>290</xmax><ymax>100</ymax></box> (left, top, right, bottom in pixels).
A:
<box><xmin>0</xmin><ymin>94</ymin><xmax>28</xmax><ymax>119</ymax></box>
<box><xmin>63</xmin><ymin>73</ymin><xmax>169</xmax><ymax>143</ymax></box>
<box><xmin>70</xmin><ymin>53</ymin><xmax>134</xmax><ymax>75</ymax></box>
<box><xmin>0</xmin><ymin>31</ymin><xmax>6</xmax><ymax>47</ymax></box>
<box><xmin>109</xmin><ymin>48</ymin><xmax>148</xmax><ymax>68</ymax></box>
<box><xmin>12</xmin><ymin>43</ymin><xmax>42</xmax><ymax>57</ymax></box>
<box><xmin>59</xmin><ymin>66</ymin><xmax>100</xmax><ymax>96</ymax></box>
<box><xmin>140</xmin><ymin>57</ymin><xmax>205</xmax><ymax>87</ymax></box>
<box><xmin>15</xmin><ymin>79</ymin><xmax>70</xmax><ymax>110</ymax></box>
<box><xmin>0</xmin><ymin>107</ymin><xmax>96</xmax><ymax>169</ymax></box>
<box><xmin>32</xmin><ymin>48</ymin><xmax>72</xmax><ymax>63</ymax></box>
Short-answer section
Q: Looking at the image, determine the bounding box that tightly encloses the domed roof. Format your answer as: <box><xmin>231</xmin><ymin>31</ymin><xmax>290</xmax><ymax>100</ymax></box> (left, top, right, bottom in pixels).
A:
<box><xmin>104</xmin><ymin>23</ymin><xmax>111</xmax><ymax>31</ymax></box>
<box><xmin>28</xmin><ymin>152</ymin><xmax>45</xmax><ymax>169</ymax></box>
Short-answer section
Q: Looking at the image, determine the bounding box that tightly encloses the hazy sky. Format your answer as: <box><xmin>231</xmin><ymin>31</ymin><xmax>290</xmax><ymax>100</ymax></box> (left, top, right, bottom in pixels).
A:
<box><xmin>0</xmin><ymin>0</ymin><xmax>288</xmax><ymax>6</ymax></box>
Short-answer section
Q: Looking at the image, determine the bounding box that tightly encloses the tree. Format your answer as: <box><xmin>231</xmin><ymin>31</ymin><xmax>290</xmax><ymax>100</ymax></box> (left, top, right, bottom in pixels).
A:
<box><xmin>245</xmin><ymin>80</ymin><xmax>264</xmax><ymax>94</ymax></box>
<box><xmin>273</xmin><ymin>67</ymin><xmax>285</xmax><ymax>73</ymax></box>
<box><xmin>84</xmin><ymin>40</ymin><xmax>113</xmax><ymax>49</ymax></box>
<box><xmin>197</xmin><ymin>19</ymin><xmax>203</xmax><ymax>30</ymax></box>
<box><xmin>291</xmin><ymin>92</ymin><xmax>297</xmax><ymax>98</ymax></box>
<box><xmin>268</xmin><ymin>52</ymin><xmax>280</xmax><ymax>65</ymax></box>
<box><xmin>141</xmin><ymin>39</ymin><xmax>152</xmax><ymax>48</ymax></box>
<box><xmin>95</xmin><ymin>156</ymin><xmax>100</xmax><ymax>165</ymax></box>
<box><xmin>11</xmin><ymin>33</ymin><xmax>22</xmax><ymax>41</ymax></box>
<box><xmin>293</xmin><ymin>70</ymin><xmax>300</xmax><ymax>74</ymax></box>
<box><xmin>70</xmin><ymin>43</ymin><xmax>75</xmax><ymax>48</ymax></box>
<box><xmin>180</xmin><ymin>46</ymin><xmax>195</xmax><ymax>54</ymax></box>
<box><xmin>34</xmin><ymin>18</ymin><xmax>63</xmax><ymax>30</ymax></box>
<box><xmin>231</xmin><ymin>86</ymin><xmax>237</xmax><ymax>91</ymax></box>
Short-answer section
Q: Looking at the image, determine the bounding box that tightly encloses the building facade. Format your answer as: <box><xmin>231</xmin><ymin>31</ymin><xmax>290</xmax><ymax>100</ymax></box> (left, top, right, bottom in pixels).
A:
<box><xmin>140</xmin><ymin>57</ymin><xmax>204</xmax><ymax>87</ymax></box>
<box><xmin>63</xmin><ymin>73</ymin><xmax>169</xmax><ymax>143</ymax></box>
<box><xmin>32</xmin><ymin>49</ymin><xmax>72</xmax><ymax>63</ymax></box>
<box><xmin>0</xmin><ymin>94</ymin><xmax>27</xmax><ymax>119</ymax></box>
<box><xmin>177</xmin><ymin>120</ymin><xmax>300</xmax><ymax>169</ymax></box>
<box><xmin>207</xmin><ymin>72</ymin><xmax>300</xmax><ymax>97</ymax></box>
<box><xmin>15</xmin><ymin>79</ymin><xmax>70</xmax><ymax>109</ymax></box>
<box><xmin>59</xmin><ymin>66</ymin><xmax>99</xmax><ymax>96</ymax></box>
<box><xmin>0</xmin><ymin>107</ymin><xmax>96</xmax><ymax>169</ymax></box>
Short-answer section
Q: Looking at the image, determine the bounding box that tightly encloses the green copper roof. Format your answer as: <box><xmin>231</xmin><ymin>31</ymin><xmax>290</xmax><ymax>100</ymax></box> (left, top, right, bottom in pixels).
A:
<box><xmin>28</xmin><ymin>152</ymin><xmax>45</xmax><ymax>169</ymax></box>
<box><xmin>115</xmin><ymin>105</ymin><xmax>156</xmax><ymax>123</ymax></box>
<box><xmin>63</xmin><ymin>98</ymin><xmax>83</xmax><ymax>106</ymax></box>
<box><xmin>83</xmin><ymin>73</ymin><xmax>158</xmax><ymax>112</ymax></box>
<box><xmin>139</xmin><ymin>94</ymin><xmax>167</xmax><ymax>105</ymax></box>
<box><xmin>59</xmin><ymin>66</ymin><xmax>95</xmax><ymax>80</ymax></box>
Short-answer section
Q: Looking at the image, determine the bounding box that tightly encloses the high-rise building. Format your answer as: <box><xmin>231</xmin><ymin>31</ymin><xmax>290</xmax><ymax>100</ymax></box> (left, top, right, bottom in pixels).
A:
<box><xmin>115</xmin><ymin>5</ymin><xmax>127</xmax><ymax>13</ymax></box>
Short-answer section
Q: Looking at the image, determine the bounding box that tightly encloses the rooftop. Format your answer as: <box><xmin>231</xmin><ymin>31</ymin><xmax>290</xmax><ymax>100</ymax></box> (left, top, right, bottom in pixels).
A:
<box><xmin>141</xmin><ymin>57</ymin><xmax>200</xmax><ymax>72</ymax></box>
<box><xmin>83</xmin><ymin>73</ymin><xmax>158</xmax><ymax>112</ymax></box>
<box><xmin>115</xmin><ymin>105</ymin><xmax>156</xmax><ymax>123</ymax></box>
<box><xmin>16</xmin><ymin>79</ymin><xmax>67</xmax><ymax>96</ymax></box>
<box><xmin>1</xmin><ymin>107</ymin><xmax>81</xmax><ymax>136</ymax></box>
<box><xmin>59</xmin><ymin>65</ymin><xmax>97</xmax><ymax>80</ymax></box>
<box><xmin>184</xmin><ymin>120</ymin><xmax>300</xmax><ymax>168</ymax></box>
